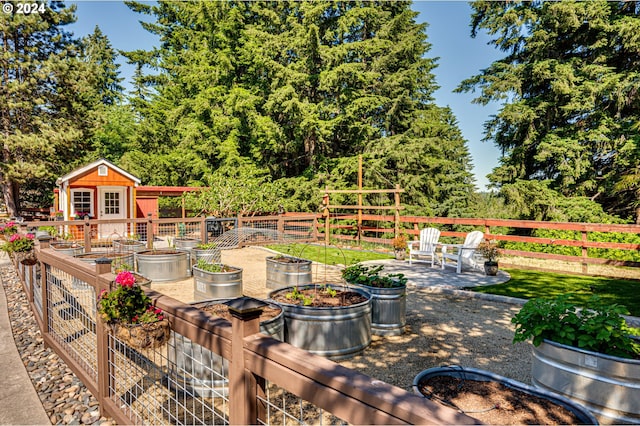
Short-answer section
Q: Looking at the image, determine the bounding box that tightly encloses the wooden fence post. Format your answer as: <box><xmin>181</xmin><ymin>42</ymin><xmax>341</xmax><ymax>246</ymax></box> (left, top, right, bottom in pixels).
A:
<box><xmin>581</xmin><ymin>230</ymin><xmax>588</xmax><ymax>274</ymax></box>
<box><xmin>146</xmin><ymin>213</ymin><xmax>154</xmax><ymax>249</ymax></box>
<box><xmin>95</xmin><ymin>258</ymin><xmax>112</xmax><ymax>420</ymax></box>
<box><xmin>226</xmin><ymin>297</ymin><xmax>266</xmax><ymax>425</ymax></box>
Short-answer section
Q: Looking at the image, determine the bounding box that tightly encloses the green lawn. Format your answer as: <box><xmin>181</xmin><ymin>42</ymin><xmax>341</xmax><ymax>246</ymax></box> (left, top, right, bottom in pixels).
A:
<box><xmin>265</xmin><ymin>243</ymin><xmax>393</xmax><ymax>266</ymax></box>
<box><xmin>469</xmin><ymin>269</ymin><xmax>640</xmax><ymax>317</ymax></box>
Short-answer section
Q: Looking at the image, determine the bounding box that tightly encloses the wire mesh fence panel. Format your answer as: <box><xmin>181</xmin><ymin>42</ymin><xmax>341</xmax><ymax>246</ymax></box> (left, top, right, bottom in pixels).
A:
<box><xmin>33</xmin><ymin>263</ymin><xmax>43</xmax><ymax>317</ymax></box>
<box><xmin>108</xmin><ymin>330</ymin><xmax>229</xmax><ymax>425</ymax></box>
<box><xmin>156</xmin><ymin>222</ymin><xmax>202</xmax><ymax>240</ymax></box>
<box><xmin>45</xmin><ymin>265</ymin><xmax>98</xmax><ymax>381</ymax></box>
<box><xmin>257</xmin><ymin>383</ymin><xmax>347</xmax><ymax>426</ymax></box>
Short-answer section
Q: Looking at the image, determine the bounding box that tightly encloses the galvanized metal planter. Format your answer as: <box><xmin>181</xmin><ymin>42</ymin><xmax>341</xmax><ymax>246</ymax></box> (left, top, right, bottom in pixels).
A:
<box><xmin>413</xmin><ymin>366</ymin><xmax>598</xmax><ymax>425</ymax></box>
<box><xmin>192</xmin><ymin>247</ymin><xmax>221</xmax><ymax>265</ymax></box>
<box><xmin>50</xmin><ymin>242</ymin><xmax>84</xmax><ymax>256</ymax></box>
<box><xmin>135</xmin><ymin>249</ymin><xmax>190</xmax><ymax>282</ymax></box>
<box><xmin>265</xmin><ymin>256</ymin><xmax>312</xmax><ymax>290</ymax></box>
<box><xmin>168</xmin><ymin>299</ymin><xmax>283</xmax><ymax>397</ymax></box>
<box><xmin>75</xmin><ymin>252</ymin><xmax>134</xmax><ymax>273</ymax></box>
<box><xmin>192</xmin><ymin>264</ymin><xmax>243</xmax><ymax>301</ymax></box>
<box><xmin>268</xmin><ymin>284</ymin><xmax>372</xmax><ymax>360</ymax></box>
<box><xmin>351</xmin><ymin>283</ymin><xmax>406</xmax><ymax>336</ymax></box>
<box><xmin>112</xmin><ymin>239</ymin><xmax>146</xmax><ymax>253</ymax></box>
<box><xmin>532</xmin><ymin>339</ymin><xmax>640</xmax><ymax>424</ymax></box>
<box><xmin>174</xmin><ymin>237</ymin><xmax>201</xmax><ymax>251</ymax></box>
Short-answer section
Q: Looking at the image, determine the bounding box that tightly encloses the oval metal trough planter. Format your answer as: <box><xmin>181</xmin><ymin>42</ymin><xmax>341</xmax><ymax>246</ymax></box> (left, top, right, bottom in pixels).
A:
<box><xmin>192</xmin><ymin>264</ymin><xmax>243</xmax><ymax>301</ymax></box>
<box><xmin>265</xmin><ymin>256</ymin><xmax>312</xmax><ymax>290</ymax></box>
<box><xmin>168</xmin><ymin>298</ymin><xmax>283</xmax><ymax>397</ymax></box>
<box><xmin>268</xmin><ymin>284</ymin><xmax>372</xmax><ymax>361</ymax></box>
<box><xmin>413</xmin><ymin>365</ymin><xmax>598</xmax><ymax>425</ymax></box>
<box><xmin>532</xmin><ymin>339</ymin><xmax>640</xmax><ymax>424</ymax></box>
<box><xmin>135</xmin><ymin>249</ymin><xmax>190</xmax><ymax>282</ymax></box>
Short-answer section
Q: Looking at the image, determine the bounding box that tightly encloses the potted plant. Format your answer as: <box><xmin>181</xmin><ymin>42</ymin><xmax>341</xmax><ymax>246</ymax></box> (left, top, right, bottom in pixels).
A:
<box><xmin>192</xmin><ymin>242</ymin><xmax>221</xmax><ymax>264</ymax></box>
<box><xmin>268</xmin><ymin>283</ymin><xmax>372</xmax><ymax>360</ymax></box>
<box><xmin>512</xmin><ymin>295</ymin><xmax>640</xmax><ymax>424</ymax></box>
<box><xmin>1</xmin><ymin>233</ymin><xmax>37</xmax><ymax>265</ymax></box>
<box><xmin>192</xmin><ymin>258</ymin><xmax>243</xmax><ymax>301</ymax></box>
<box><xmin>392</xmin><ymin>234</ymin><xmax>408</xmax><ymax>260</ymax></box>
<box><xmin>265</xmin><ymin>254</ymin><xmax>312</xmax><ymax>290</ymax></box>
<box><xmin>476</xmin><ymin>239</ymin><xmax>500</xmax><ymax>275</ymax></box>
<box><xmin>97</xmin><ymin>271</ymin><xmax>169</xmax><ymax>350</ymax></box>
<box><xmin>54</xmin><ymin>210</ymin><xmax>64</xmax><ymax>220</ymax></box>
<box><xmin>113</xmin><ymin>234</ymin><xmax>146</xmax><ymax>253</ymax></box>
<box><xmin>0</xmin><ymin>221</ymin><xmax>18</xmax><ymax>240</ymax></box>
<box><xmin>412</xmin><ymin>365</ymin><xmax>598</xmax><ymax>425</ymax></box>
<box><xmin>342</xmin><ymin>263</ymin><xmax>407</xmax><ymax>336</ymax></box>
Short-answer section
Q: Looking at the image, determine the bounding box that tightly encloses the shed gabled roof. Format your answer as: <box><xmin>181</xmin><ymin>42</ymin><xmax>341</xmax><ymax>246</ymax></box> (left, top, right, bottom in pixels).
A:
<box><xmin>56</xmin><ymin>158</ymin><xmax>141</xmax><ymax>186</ymax></box>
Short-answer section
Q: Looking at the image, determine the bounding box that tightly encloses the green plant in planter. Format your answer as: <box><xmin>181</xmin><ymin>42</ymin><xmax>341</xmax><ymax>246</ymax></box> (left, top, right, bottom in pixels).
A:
<box><xmin>342</xmin><ymin>264</ymin><xmax>407</xmax><ymax>288</ymax></box>
<box><xmin>512</xmin><ymin>295</ymin><xmax>640</xmax><ymax>359</ymax></box>
<box><xmin>196</xmin><ymin>242</ymin><xmax>218</xmax><ymax>250</ymax></box>
<box><xmin>195</xmin><ymin>258</ymin><xmax>229</xmax><ymax>273</ymax></box>
<box><xmin>285</xmin><ymin>287</ymin><xmax>314</xmax><ymax>305</ymax></box>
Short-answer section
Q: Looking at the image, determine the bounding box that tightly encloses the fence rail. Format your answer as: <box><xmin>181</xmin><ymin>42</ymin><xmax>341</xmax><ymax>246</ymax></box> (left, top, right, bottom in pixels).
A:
<box><xmin>18</xmin><ymin>212</ymin><xmax>640</xmax><ymax>277</ymax></box>
<box><xmin>7</xmin><ymin>237</ymin><xmax>472</xmax><ymax>425</ymax></box>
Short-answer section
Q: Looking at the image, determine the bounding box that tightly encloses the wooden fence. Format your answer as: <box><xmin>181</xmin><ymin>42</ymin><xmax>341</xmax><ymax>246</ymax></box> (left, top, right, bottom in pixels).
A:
<box><xmin>20</xmin><ymin>212</ymin><xmax>640</xmax><ymax>278</ymax></box>
<box><xmin>6</xmin><ymin>239</ymin><xmax>473</xmax><ymax>425</ymax></box>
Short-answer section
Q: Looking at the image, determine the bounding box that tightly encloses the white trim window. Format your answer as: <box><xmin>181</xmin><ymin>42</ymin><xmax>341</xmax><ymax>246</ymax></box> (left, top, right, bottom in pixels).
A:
<box><xmin>71</xmin><ymin>188</ymin><xmax>94</xmax><ymax>218</ymax></box>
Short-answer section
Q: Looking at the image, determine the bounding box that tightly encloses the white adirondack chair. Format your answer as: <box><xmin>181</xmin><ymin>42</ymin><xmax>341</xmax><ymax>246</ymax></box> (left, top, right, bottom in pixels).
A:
<box><xmin>408</xmin><ymin>227</ymin><xmax>441</xmax><ymax>266</ymax></box>
<box><xmin>440</xmin><ymin>231</ymin><xmax>484</xmax><ymax>274</ymax></box>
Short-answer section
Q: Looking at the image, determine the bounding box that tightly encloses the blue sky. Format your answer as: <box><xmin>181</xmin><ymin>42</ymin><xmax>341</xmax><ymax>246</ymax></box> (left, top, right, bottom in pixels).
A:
<box><xmin>69</xmin><ymin>1</ymin><xmax>503</xmax><ymax>191</ymax></box>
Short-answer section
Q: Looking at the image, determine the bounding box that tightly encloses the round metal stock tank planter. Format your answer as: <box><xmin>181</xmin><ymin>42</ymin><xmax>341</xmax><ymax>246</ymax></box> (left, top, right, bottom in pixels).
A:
<box><xmin>268</xmin><ymin>284</ymin><xmax>372</xmax><ymax>361</ymax></box>
<box><xmin>174</xmin><ymin>237</ymin><xmax>201</xmax><ymax>251</ymax></box>
<box><xmin>265</xmin><ymin>256</ymin><xmax>312</xmax><ymax>290</ymax></box>
<box><xmin>136</xmin><ymin>249</ymin><xmax>190</xmax><ymax>282</ymax></box>
<box><xmin>112</xmin><ymin>239</ymin><xmax>146</xmax><ymax>253</ymax></box>
<box><xmin>192</xmin><ymin>247</ymin><xmax>221</xmax><ymax>265</ymax></box>
<box><xmin>351</xmin><ymin>282</ymin><xmax>406</xmax><ymax>336</ymax></box>
<box><xmin>532</xmin><ymin>339</ymin><xmax>640</xmax><ymax>424</ymax></box>
<box><xmin>412</xmin><ymin>366</ymin><xmax>598</xmax><ymax>425</ymax></box>
<box><xmin>169</xmin><ymin>299</ymin><xmax>283</xmax><ymax>397</ymax></box>
<box><xmin>73</xmin><ymin>252</ymin><xmax>135</xmax><ymax>289</ymax></box>
<box><xmin>192</xmin><ymin>264</ymin><xmax>243</xmax><ymax>301</ymax></box>
<box><xmin>51</xmin><ymin>242</ymin><xmax>84</xmax><ymax>256</ymax></box>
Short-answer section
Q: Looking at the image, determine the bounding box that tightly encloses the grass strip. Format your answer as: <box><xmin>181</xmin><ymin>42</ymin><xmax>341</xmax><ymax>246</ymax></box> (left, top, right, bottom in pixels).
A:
<box><xmin>468</xmin><ymin>269</ymin><xmax>640</xmax><ymax>317</ymax></box>
<box><xmin>265</xmin><ymin>243</ymin><xmax>393</xmax><ymax>266</ymax></box>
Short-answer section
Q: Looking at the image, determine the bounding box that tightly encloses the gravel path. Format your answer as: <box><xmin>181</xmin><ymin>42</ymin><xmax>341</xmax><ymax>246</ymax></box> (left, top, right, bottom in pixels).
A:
<box><xmin>2</xmin><ymin>246</ymin><xmax>534</xmax><ymax>424</ymax></box>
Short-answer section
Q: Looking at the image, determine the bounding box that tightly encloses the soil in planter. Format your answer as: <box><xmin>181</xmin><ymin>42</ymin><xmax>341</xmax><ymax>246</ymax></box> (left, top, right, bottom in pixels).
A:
<box><xmin>270</xmin><ymin>287</ymin><xmax>368</xmax><ymax>307</ymax></box>
<box><xmin>199</xmin><ymin>303</ymin><xmax>281</xmax><ymax>322</ymax></box>
<box><xmin>139</xmin><ymin>249</ymin><xmax>182</xmax><ymax>255</ymax></box>
<box><xmin>271</xmin><ymin>256</ymin><xmax>308</xmax><ymax>263</ymax></box>
<box><xmin>418</xmin><ymin>376</ymin><xmax>586</xmax><ymax>425</ymax></box>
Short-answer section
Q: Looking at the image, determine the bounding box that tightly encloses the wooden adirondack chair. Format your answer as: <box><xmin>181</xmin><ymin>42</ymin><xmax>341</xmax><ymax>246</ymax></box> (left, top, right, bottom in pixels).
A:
<box><xmin>408</xmin><ymin>227</ymin><xmax>441</xmax><ymax>266</ymax></box>
<box><xmin>440</xmin><ymin>230</ymin><xmax>484</xmax><ymax>274</ymax></box>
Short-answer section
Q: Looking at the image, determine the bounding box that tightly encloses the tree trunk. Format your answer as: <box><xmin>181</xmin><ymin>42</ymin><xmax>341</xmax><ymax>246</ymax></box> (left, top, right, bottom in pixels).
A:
<box><xmin>1</xmin><ymin>180</ymin><xmax>19</xmax><ymax>218</ymax></box>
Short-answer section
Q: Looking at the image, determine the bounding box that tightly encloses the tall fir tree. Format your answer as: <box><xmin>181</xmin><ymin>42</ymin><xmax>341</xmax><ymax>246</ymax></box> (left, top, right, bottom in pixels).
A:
<box><xmin>125</xmin><ymin>0</ymin><xmax>476</xmax><ymax>215</ymax></box>
<box><xmin>458</xmin><ymin>0</ymin><xmax>640</xmax><ymax>222</ymax></box>
<box><xmin>0</xmin><ymin>1</ymin><xmax>99</xmax><ymax>215</ymax></box>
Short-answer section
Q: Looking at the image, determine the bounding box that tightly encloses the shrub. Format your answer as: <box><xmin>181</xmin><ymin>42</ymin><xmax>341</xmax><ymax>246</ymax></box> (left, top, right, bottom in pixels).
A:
<box><xmin>342</xmin><ymin>264</ymin><xmax>407</xmax><ymax>288</ymax></box>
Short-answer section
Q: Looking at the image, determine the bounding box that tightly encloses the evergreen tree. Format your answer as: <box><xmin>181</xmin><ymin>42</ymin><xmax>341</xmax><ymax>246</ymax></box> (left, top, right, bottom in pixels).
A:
<box><xmin>0</xmin><ymin>1</ymin><xmax>98</xmax><ymax>215</ymax></box>
<box><xmin>458</xmin><ymin>0</ymin><xmax>640</xmax><ymax>222</ymax></box>
<box><xmin>81</xmin><ymin>26</ymin><xmax>124</xmax><ymax>106</ymax></box>
<box><xmin>126</xmin><ymin>1</ymin><xmax>476</xmax><ymax>215</ymax></box>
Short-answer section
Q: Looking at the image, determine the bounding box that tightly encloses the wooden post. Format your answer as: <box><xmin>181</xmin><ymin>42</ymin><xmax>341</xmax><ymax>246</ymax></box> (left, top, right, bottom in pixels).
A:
<box><xmin>226</xmin><ymin>297</ymin><xmax>266</xmax><ymax>425</ymax></box>
<box><xmin>94</xmin><ymin>258</ymin><xmax>112</xmax><ymax>419</ymax></box>
<box><xmin>581</xmin><ymin>230</ymin><xmax>588</xmax><ymax>274</ymax></box>
<box><xmin>323</xmin><ymin>187</ymin><xmax>330</xmax><ymax>245</ymax></box>
<box><xmin>146</xmin><ymin>213</ymin><xmax>154</xmax><ymax>249</ymax></box>
<box><xmin>394</xmin><ymin>184</ymin><xmax>401</xmax><ymax>236</ymax></box>
<box><xmin>357</xmin><ymin>155</ymin><xmax>363</xmax><ymax>245</ymax></box>
<box><xmin>84</xmin><ymin>217</ymin><xmax>92</xmax><ymax>253</ymax></box>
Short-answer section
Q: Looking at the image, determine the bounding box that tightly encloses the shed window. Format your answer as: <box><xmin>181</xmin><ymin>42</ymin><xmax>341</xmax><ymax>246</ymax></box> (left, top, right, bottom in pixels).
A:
<box><xmin>98</xmin><ymin>165</ymin><xmax>108</xmax><ymax>176</ymax></box>
<box><xmin>71</xmin><ymin>189</ymin><xmax>93</xmax><ymax>217</ymax></box>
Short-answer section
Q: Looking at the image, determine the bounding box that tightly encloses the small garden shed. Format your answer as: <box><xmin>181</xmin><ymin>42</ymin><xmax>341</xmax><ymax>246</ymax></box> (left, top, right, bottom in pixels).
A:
<box><xmin>55</xmin><ymin>159</ymin><xmax>141</xmax><ymax>237</ymax></box>
<box><xmin>54</xmin><ymin>159</ymin><xmax>202</xmax><ymax>239</ymax></box>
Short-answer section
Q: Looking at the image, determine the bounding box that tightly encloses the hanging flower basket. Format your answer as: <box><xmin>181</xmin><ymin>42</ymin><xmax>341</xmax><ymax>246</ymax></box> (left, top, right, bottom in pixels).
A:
<box><xmin>111</xmin><ymin>319</ymin><xmax>170</xmax><ymax>350</ymax></box>
<box><xmin>16</xmin><ymin>250</ymin><xmax>37</xmax><ymax>265</ymax></box>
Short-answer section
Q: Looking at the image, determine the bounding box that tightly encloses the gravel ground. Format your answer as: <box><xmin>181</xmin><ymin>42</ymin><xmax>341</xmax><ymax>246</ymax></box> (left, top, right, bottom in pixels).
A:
<box><xmin>2</xmin><ymin>247</ymin><xmax>534</xmax><ymax>425</ymax></box>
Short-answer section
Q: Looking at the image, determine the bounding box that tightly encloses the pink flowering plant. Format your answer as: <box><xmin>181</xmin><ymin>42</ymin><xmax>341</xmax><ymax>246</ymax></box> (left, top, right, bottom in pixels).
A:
<box><xmin>1</xmin><ymin>233</ymin><xmax>35</xmax><ymax>253</ymax></box>
<box><xmin>0</xmin><ymin>221</ymin><xmax>18</xmax><ymax>236</ymax></box>
<box><xmin>97</xmin><ymin>271</ymin><xmax>164</xmax><ymax>325</ymax></box>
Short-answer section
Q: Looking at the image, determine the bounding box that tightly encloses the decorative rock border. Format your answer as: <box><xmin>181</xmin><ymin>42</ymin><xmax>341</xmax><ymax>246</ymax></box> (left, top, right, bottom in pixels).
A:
<box><xmin>1</xmin><ymin>265</ymin><xmax>114</xmax><ymax>425</ymax></box>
